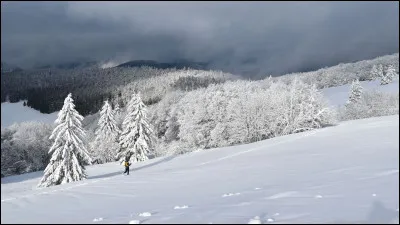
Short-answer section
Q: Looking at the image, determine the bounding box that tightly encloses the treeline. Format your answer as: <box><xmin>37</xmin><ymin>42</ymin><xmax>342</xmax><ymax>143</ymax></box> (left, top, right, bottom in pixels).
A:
<box><xmin>2</xmin><ymin>53</ymin><xmax>398</xmax><ymax>116</ymax></box>
<box><xmin>149</xmin><ymin>78</ymin><xmax>337</xmax><ymax>155</ymax></box>
<box><xmin>111</xmin><ymin>69</ymin><xmax>239</xmax><ymax>108</ymax></box>
<box><xmin>274</xmin><ymin>53</ymin><xmax>399</xmax><ymax>88</ymax></box>
<box><xmin>1</xmin><ymin>66</ymin><xmax>178</xmax><ymax>115</ymax></box>
<box><xmin>1</xmin><ymin>122</ymin><xmax>54</xmax><ymax>177</ymax></box>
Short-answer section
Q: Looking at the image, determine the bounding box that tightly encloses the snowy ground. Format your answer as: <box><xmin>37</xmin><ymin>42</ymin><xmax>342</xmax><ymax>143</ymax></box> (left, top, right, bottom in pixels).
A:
<box><xmin>1</xmin><ymin>101</ymin><xmax>58</xmax><ymax>128</ymax></box>
<box><xmin>1</xmin><ymin>115</ymin><xmax>399</xmax><ymax>224</ymax></box>
<box><xmin>322</xmin><ymin>79</ymin><xmax>399</xmax><ymax>106</ymax></box>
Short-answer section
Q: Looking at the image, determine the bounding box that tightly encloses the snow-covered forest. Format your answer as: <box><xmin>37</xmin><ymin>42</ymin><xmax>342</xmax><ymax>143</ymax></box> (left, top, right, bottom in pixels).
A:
<box><xmin>1</xmin><ymin>53</ymin><xmax>399</xmax><ymax>179</ymax></box>
<box><xmin>273</xmin><ymin>53</ymin><xmax>399</xmax><ymax>88</ymax></box>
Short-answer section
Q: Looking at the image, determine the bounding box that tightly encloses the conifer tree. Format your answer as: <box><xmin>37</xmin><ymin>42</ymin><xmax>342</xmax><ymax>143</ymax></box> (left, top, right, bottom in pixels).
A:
<box><xmin>90</xmin><ymin>100</ymin><xmax>121</xmax><ymax>164</ymax></box>
<box><xmin>381</xmin><ymin>64</ymin><xmax>396</xmax><ymax>85</ymax></box>
<box><xmin>347</xmin><ymin>79</ymin><xmax>363</xmax><ymax>105</ymax></box>
<box><xmin>117</xmin><ymin>93</ymin><xmax>154</xmax><ymax>163</ymax></box>
<box><xmin>38</xmin><ymin>93</ymin><xmax>91</xmax><ymax>188</ymax></box>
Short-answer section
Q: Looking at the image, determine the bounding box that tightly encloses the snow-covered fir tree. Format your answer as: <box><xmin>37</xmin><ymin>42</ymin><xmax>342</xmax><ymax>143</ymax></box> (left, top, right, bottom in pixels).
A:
<box><xmin>114</xmin><ymin>102</ymin><xmax>121</xmax><ymax>116</ymax></box>
<box><xmin>114</xmin><ymin>102</ymin><xmax>124</xmax><ymax>125</ymax></box>
<box><xmin>381</xmin><ymin>64</ymin><xmax>396</xmax><ymax>85</ymax></box>
<box><xmin>97</xmin><ymin>100</ymin><xmax>121</xmax><ymax>136</ymax></box>
<box><xmin>37</xmin><ymin>93</ymin><xmax>91</xmax><ymax>188</ymax></box>
<box><xmin>377</xmin><ymin>64</ymin><xmax>385</xmax><ymax>84</ymax></box>
<box><xmin>347</xmin><ymin>79</ymin><xmax>363</xmax><ymax>105</ymax></box>
<box><xmin>90</xmin><ymin>100</ymin><xmax>121</xmax><ymax>164</ymax></box>
<box><xmin>370</xmin><ymin>64</ymin><xmax>382</xmax><ymax>80</ymax></box>
<box><xmin>117</xmin><ymin>93</ymin><xmax>154</xmax><ymax>163</ymax></box>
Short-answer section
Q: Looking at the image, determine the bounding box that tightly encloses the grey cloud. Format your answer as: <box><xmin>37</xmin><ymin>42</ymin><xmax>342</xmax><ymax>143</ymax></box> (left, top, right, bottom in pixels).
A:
<box><xmin>1</xmin><ymin>1</ymin><xmax>398</xmax><ymax>77</ymax></box>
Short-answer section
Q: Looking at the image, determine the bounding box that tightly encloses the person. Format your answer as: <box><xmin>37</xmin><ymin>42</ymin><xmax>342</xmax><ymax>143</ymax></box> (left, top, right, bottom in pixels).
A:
<box><xmin>123</xmin><ymin>160</ymin><xmax>130</xmax><ymax>175</ymax></box>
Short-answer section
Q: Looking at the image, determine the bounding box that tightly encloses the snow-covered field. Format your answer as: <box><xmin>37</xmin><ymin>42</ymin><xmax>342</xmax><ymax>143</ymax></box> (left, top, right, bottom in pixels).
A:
<box><xmin>322</xmin><ymin>80</ymin><xmax>399</xmax><ymax>106</ymax></box>
<box><xmin>1</xmin><ymin>115</ymin><xmax>398</xmax><ymax>224</ymax></box>
<box><xmin>1</xmin><ymin>101</ymin><xmax>58</xmax><ymax>128</ymax></box>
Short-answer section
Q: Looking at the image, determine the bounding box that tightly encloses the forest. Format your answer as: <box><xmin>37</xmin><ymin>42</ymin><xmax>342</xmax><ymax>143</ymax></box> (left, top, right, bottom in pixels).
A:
<box><xmin>1</xmin><ymin>53</ymin><xmax>399</xmax><ymax>178</ymax></box>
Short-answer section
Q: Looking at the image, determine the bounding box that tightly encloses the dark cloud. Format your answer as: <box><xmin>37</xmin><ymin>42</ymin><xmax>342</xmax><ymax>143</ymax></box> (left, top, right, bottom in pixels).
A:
<box><xmin>1</xmin><ymin>1</ymin><xmax>399</xmax><ymax>77</ymax></box>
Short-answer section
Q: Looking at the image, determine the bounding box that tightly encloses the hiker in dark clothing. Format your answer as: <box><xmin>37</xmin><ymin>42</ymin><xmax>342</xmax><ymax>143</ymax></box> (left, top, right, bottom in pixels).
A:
<box><xmin>123</xmin><ymin>160</ymin><xmax>130</xmax><ymax>175</ymax></box>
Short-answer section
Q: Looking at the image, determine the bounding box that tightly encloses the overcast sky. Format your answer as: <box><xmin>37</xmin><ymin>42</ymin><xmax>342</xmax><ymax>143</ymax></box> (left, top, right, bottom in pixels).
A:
<box><xmin>1</xmin><ymin>1</ymin><xmax>399</xmax><ymax>77</ymax></box>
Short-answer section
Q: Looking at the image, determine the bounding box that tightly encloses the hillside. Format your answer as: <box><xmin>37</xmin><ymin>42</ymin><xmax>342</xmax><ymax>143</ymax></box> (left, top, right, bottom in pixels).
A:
<box><xmin>1</xmin><ymin>115</ymin><xmax>398</xmax><ymax>223</ymax></box>
<box><xmin>1</xmin><ymin>101</ymin><xmax>58</xmax><ymax>128</ymax></box>
<box><xmin>322</xmin><ymin>79</ymin><xmax>399</xmax><ymax>106</ymax></box>
<box><xmin>117</xmin><ymin>60</ymin><xmax>208</xmax><ymax>70</ymax></box>
<box><xmin>0</xmin><ymin>67</ymin><xmax>236</xmax><ymax>115</ymax></box>
<box><xmin>1</xmin><ymin>53</ymin><xmax>398</xmax><ymax>116</ymax></box>
<box><xmin>274</xmin><ymin>53</ymin><xmax>399</xmax><ymax>89</ymax></box>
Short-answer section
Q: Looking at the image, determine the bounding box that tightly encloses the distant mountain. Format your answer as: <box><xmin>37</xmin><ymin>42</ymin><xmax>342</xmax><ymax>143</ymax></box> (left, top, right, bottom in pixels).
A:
<box><xmin>35</xmin><ymin>61</ymin><xmax>98</xmax><ymax>70</ymax></box>
<box><xmin>1</xmin><ymin>62</ymin><xmax>22</xmax><ymax>73</ymax></box>
<box><xmin>2</xmin><ymin>60</ymin><xmax>208</xmax><ymax>71</ymax></box>
<box><xmin>116</xmin><ymin>60</ymin><xmax>208</xmax><ymax>70</ymax></box>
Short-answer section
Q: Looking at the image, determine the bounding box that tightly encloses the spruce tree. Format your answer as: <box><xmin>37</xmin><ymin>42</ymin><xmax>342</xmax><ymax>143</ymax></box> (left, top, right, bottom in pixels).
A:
<box><xmin>97</xmin><ymin>100</ymin><xmax>120</xmax><ymax>136</ymax></box>
<box><xmin>91</xmin><ymin>100</ymin><xmax>121</xmax><ymax>164</ymax></box>
<box><xmin>347</xmin><ymin>79</ymin><xmax>363</xmax><ymax>105</ymax></box>
<box><xmin>381</xmin><ymin>64</ymin><xmax>396</xmax><ymax>85</ymax></box>
<box><xmin>114</xmin><ymin>102</ymin><xmax>121</xmax><ymax>116</ymax></box>
<box><xmin>370</xmin><ymin>65</ymin><xmax>380</xmax><ymax>80</ymax></box>
<box><xmin>117</xmin><ymin>93</ymin><xmax>154</xmax><ymax>163</ymax></box>
<box><xmin>38</xmin><ymin>93</ymin><xmax>91</xmax><ymax>188</ymax></box>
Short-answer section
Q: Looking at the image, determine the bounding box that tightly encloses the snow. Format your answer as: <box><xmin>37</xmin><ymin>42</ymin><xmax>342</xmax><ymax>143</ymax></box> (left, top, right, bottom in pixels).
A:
<box><xmin>321</xmin><ymin>79</ymin><xmax>399</xmax><ymax>106</ymax></box>
<box><xmin>1</xmin><ymin>101</ymin><xmax>58</xmax><ymax>128</ymax></box>
<box><xmin>100</xmin><ymin>61</ymin><xmax>119</xmax><ymax>69</ymax></box>
<box><xmin>174</xmin><ymin>205</ymin><xmax>189</xmax><ymax>209</ymax></box>
<box><xmin>248</xmin><ymin>216</ymin><xmax>262</xmax><ymax>224</ymax></box>
<box><xmin>93</xmin><ymin>217</ymin><xmax>103</xmax><ymax>222</ymax></box>
<box><xmin>1</xmin><ymin>115</ymin><xmax>399</xmax><ymax>223</ymax></box>
<box><xmin>222</xmin><ymin>193</ymin><xmax>241</xmax><ymax>197</ymax></box>
<box><xmin>138</xmin><ymin>212</ymin><xmax>152</xmax><ymax>217</ymax></box>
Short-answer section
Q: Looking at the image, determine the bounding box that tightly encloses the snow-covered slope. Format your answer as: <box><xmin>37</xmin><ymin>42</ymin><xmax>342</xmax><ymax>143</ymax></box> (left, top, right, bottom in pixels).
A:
<box><xmin>1</xmin><ymin>101</ymin><xmax>58</xmax><ymax>128</ymax></box>
<box><xmin>1</xmin><ymin>115</ymin><xmax>398</xmax><ymax>224</ymax></box>
<box><xmin>322</xmin><ymin>80</ymin><xmax>399</xmax><ymax>106</ymax></box>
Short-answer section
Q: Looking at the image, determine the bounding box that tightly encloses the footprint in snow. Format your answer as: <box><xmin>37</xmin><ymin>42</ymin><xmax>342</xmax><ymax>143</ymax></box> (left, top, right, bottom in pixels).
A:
<box><xmin>222</xmin><ymin>193</ymin><xmax>240</xmax><ymax>197</ymax></box>
<box><xmin>138</xmin><ymin>212</ymin><xmax>152</xmax><ymax>217</ymax></box>
<box><xmin>93</xmin><ymin>217</ymin><xmax>103</xmax><ymax>222</ymax></box>
<box><xmin>315</xmin><ymin>195</ymin><xmax>323</xmax><ymax>199</ymax></box>
<box><xmin>254</xmin><ymin>187</ymin><xmax>262</xmax><ymax>190</ymax></box>
<box><xmin>174</xmin><ymin>205</ymin><xmax>189</xmax><ymax>209</ymax></box>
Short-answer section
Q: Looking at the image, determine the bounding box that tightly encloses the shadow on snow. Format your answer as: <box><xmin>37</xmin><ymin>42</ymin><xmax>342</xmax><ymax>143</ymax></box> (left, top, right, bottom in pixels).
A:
<box><xmin>88</xmin><ymin>155</ymin><xmax>177</xmax><ymax>180</ymax></box>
